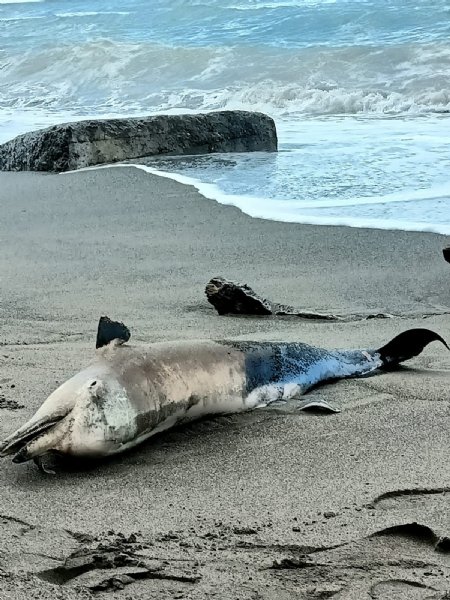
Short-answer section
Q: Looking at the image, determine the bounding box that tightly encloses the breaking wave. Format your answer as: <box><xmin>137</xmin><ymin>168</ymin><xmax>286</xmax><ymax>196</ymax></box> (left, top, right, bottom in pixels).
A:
<box><xmin>1</xmin><ymin>39</ymin><xmax>450</xmax><ymax>117</ymax></box>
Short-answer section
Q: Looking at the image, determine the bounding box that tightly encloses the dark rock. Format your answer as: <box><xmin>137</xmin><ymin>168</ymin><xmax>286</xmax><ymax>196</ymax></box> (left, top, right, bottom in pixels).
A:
<box><xmin>206</xmin><ymin>277</ymin><xmax>272</xmax><ymax>316</ymax></box>
<box><xmin>443</xmin><ymin>246</ymin><xmax>450</xmax><ymax>263</ymax></box>
<box><xmin>0</xmin><ymin>111</ymin><xmax>277</xmax><ymax>172</ymax></box>
<box><xmin>205</xmin><ymin>276</ymin><xmax>339</xmax><ymax>320</ymax></box>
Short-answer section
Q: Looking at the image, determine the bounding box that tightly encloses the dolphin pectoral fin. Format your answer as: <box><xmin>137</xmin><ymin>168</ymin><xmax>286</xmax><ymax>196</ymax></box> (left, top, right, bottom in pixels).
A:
<box><xmin>96</xmin><ymin>316</ymin><xmax>131</xmax><ymax>349</ymax></box>
<box><xmin>297</xmin><ymin>399</ymin><xmax>341</xmax><ymax>413</ymax></box>
<box><xmin>377</xmin><ymin>328</ymin><xmax>449</xmax><ymax>368</ymax></box>
<box><xmin>261</xmin><ymin>396</ymin><xmax>340</xmax><ymax>414</ymax></box>
<box><xmin>279</xmin><ymin>384</ymin><xmax>340</xmax><ymax>413</ymax></box>
<box><xmin>0</xmin><ymin>417</ymin><xmax>62</xmax><ymax>458</ymax></box>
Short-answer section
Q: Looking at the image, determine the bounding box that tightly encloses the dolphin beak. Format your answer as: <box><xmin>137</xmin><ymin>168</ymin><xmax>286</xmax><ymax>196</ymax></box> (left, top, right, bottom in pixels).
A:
<box><xmin>0</xmin><ymin>416</ymin><xmax>63</xmax><ymax>459</ymax></box>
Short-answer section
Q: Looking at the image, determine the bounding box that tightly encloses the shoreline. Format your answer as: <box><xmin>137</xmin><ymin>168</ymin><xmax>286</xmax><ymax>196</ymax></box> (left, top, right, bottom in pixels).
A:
<box><xmin>0</xmin><ymin>167</ymin><xmax>449</xmax><ymax>598</ymax></box>
<box><xmin>71</xmin><ymin>161</ymin><xmax>450</xmax><ymax>236</ymax></box>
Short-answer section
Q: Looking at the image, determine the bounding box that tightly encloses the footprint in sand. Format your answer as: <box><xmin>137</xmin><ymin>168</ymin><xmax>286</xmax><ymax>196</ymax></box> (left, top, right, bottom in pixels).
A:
<box><xmin>372</xmin><ymin>487</ymin><xmax>450</xmax><ymax>511</ymax></box>
<box><xmin>370</xmin><ymin>579</ymin><xmax>444</xmax><ymax>600</ymax></box>
<box><xmin>269</xmin><ymin>520</ymin><xmax>450</xmax><ymax>599</ymax></box>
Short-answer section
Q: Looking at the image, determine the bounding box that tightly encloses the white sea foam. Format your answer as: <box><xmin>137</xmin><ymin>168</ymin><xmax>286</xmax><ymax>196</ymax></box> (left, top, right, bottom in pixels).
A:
<box><xmin>55</xmin><ymin>11</ymin><xmax>130</xmax><ymax>17</ymax></box>
<box><xmin>196</xmin><ymin>85</ymin><xmax>450</xmax><ymax>116</ymax></box>
<box><xmin>229</xmin><ymin>0</ymin><xmax>338</xmax><ymax>9</ymax></box>
<box><xmin>0</xmin><ymin>14</ymin><xmax>44</xmax><ymax>20</ymax></box>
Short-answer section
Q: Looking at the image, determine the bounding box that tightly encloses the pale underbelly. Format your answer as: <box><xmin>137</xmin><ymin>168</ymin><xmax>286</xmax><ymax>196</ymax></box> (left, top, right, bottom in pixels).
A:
<box><xmin>115</xmin><ymin>383</ymin><xmax>289</xmax><ymax>455</ymax></box>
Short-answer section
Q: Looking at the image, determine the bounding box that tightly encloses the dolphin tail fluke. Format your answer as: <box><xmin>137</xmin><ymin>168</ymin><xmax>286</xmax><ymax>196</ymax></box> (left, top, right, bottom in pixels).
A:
<box><xmin>0</xmin><ymin>417</ymin><xmax>62</xmax><ymax>459</ymax></box>
<box><xmin>377</xmin><ymin>328</ymin><xmax>449</xmax><ymax>368</ymax></box>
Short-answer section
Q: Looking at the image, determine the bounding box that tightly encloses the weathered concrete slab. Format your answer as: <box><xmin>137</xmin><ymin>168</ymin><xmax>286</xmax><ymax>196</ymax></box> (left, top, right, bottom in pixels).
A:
<box><xmin>0</xmin><ymin>111</ymin><xmax>277</xmax><ymax>172</ymax></box>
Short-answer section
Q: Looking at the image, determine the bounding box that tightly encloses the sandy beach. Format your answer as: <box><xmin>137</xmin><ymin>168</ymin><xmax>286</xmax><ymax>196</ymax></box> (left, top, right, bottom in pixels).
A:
<box><xmin>0</xmin><ymin>166</ymin><xmax>449</xmax><ymax>599</ymax></box>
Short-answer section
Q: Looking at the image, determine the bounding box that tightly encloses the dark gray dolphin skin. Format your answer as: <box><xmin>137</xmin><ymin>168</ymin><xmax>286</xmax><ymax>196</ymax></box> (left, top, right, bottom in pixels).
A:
<box><xmin>0</xmin><ymin>318</ymin><xmax>447</xmax><ymax>471</ymax></box>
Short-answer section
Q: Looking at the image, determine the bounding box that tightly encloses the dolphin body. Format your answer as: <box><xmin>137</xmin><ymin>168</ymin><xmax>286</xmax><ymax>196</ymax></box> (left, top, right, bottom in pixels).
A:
<box><xmin>0</xmin><ymin>318</ymin><xmax>447</xmax><ymax>471</ymax></box>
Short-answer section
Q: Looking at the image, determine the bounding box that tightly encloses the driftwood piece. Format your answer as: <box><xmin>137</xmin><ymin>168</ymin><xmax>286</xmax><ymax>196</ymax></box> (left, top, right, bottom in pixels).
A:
<box><xmin>443</xmin><ymin>246</ymin><xmax>450</xmax><ymax>263</ymax></box>
<box><xmin>205</xmin><ymin>277</ymin><xmax>339</xmax><ymax>320</ymax></box>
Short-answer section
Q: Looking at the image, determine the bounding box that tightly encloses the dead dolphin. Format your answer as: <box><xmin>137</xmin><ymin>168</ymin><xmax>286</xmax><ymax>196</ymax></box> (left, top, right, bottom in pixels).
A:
<box><xmin>0</xmin><ymin>318</ymin><xmax>447</xmax><ymax>471</ymax></box>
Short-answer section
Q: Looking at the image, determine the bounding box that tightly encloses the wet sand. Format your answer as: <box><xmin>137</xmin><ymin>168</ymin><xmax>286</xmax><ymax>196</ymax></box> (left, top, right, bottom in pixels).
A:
<box><xmin>0</xmin><ymin>167</ymin><xmax>449</xmax><ymax>599</ymax></box>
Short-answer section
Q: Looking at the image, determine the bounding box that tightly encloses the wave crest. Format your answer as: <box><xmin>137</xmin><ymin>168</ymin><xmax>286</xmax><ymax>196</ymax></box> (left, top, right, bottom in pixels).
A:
<box><xmin>1</xmin><ymin>39</ymin><xmax>450</xmax><ymax>116</ymax></box>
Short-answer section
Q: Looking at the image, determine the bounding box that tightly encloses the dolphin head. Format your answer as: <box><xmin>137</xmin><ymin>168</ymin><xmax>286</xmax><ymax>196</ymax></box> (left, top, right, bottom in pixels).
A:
<box><xmin>1</xmin><ymin>368</ymin><xmax>138</xmax><ymax>465</ymax></box>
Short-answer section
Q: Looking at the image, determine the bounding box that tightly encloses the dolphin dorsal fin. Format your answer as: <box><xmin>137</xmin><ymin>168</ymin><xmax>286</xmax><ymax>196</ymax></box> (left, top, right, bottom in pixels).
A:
<box><xmin>96</xmin><ymin>316</ymin><xmax>131</xmax><ymax>349</ymax></box>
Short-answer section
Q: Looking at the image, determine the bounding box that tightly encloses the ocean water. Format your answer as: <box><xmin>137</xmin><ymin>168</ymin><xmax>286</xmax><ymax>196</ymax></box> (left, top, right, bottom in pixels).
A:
<box><xmin>1</xmin><ymin>0</ymin><xmax>450</xmax><ymax>233</ymax></box>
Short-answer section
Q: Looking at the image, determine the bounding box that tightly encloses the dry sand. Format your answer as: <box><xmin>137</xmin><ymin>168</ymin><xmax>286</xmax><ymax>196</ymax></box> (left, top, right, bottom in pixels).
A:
<box><xmin>0</xmin><ymin>166</ymin><xmax>449</xmax><ymax>599</ymax></box>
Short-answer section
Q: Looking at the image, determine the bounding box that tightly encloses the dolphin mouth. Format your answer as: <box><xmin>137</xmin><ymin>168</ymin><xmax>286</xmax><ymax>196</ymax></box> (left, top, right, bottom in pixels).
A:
<box><xmin>0</xmin><ymin>417</ymin><xmax>63</xmax><ymax>459</ymax></box>
<box><xmin>12</xmin><ymin>445</ymin><xmax>31</xmax><ymax>463</ymax></box>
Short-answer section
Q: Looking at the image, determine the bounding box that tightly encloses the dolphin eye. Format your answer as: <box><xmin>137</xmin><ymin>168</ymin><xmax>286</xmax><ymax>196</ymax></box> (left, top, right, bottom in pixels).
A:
<box><xmin>90</xmin><ymin>380</ymin><xmax>97</xmax><ymax>387</ymax></box>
